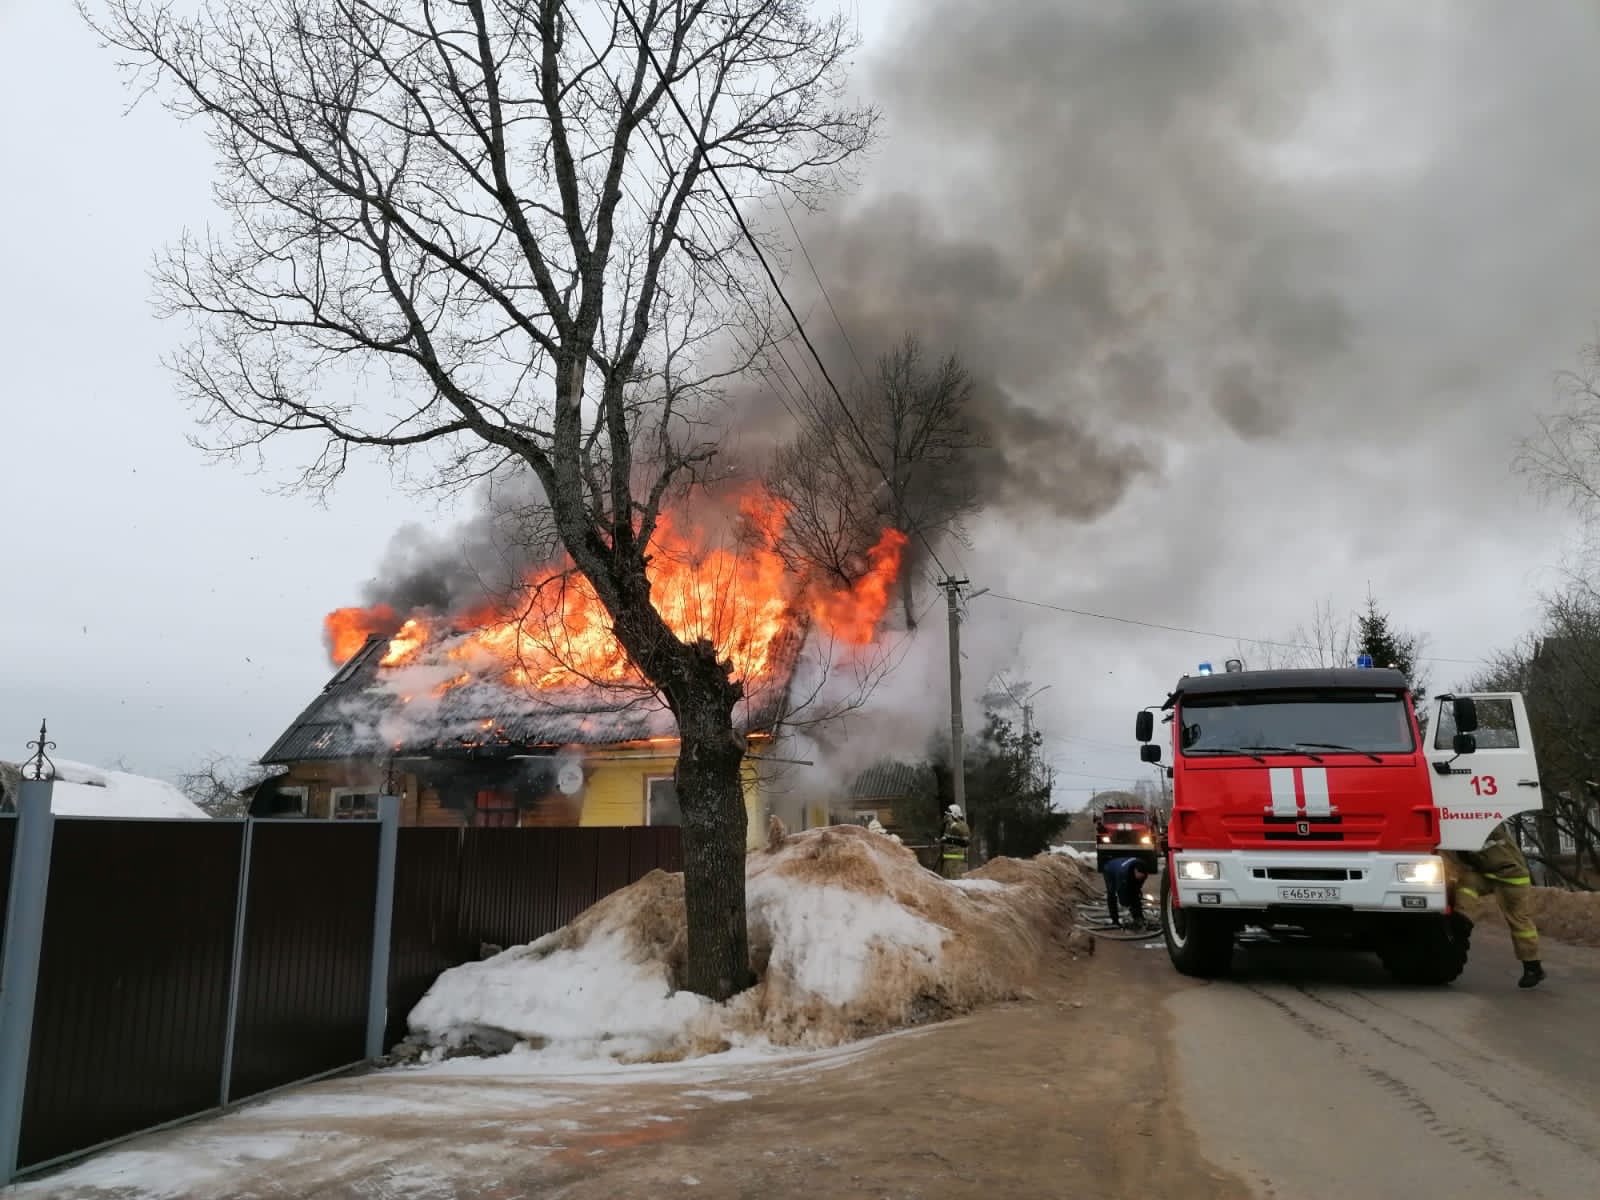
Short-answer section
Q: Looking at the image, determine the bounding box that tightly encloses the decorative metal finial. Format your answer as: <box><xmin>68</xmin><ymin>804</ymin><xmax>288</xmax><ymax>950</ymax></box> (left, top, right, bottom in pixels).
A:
<box><xmin>23</xmin><ymin>719</ymin><xmax>57</xmax><ymax>781</ymax></box>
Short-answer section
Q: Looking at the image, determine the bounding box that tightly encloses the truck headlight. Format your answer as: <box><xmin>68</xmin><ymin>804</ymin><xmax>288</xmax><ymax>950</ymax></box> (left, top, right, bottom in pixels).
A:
<box><xmin>1180</xmin><ymin>860</ymin><xmax>1220</xmax><ymax>881</ymax></box>
<box><xmin>1140</xmin><ymin>835</ymin><xmax>1153</xmax><ymax>845</ymax></box>
<box><xmin>1099</xmin><ymin>836</ymin><xmax>1111</xmax><ymax>843</ymax></box>
<box><xmin>1396</xmin><ymin>859</ymin><xmax>1443</xmax><ymax>886</ymax></box>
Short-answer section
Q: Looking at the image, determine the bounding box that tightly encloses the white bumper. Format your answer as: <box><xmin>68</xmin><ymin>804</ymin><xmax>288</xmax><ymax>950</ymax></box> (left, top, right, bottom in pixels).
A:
<box><xmin>1170</xmin><ymin>851</ymin><xmax>1447</xmax><ymax>913</ymax></box>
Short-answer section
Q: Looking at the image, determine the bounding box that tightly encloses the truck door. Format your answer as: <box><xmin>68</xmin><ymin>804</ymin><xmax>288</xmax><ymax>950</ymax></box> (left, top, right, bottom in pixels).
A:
<box><xmin>1426</xmin><ymin>692</ymin><xmax>1542</xmax><ymax>851</ymax></box>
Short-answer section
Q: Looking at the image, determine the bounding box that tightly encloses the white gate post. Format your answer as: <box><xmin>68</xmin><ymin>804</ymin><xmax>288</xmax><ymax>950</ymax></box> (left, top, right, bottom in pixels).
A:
<box><xmin>365</xmin><ymin>795</ymin><xmax>401</xmax><ymax>1060</ymax></box>
<box><xmin>0</xmin><ymin>767</ymin><xmax>58</xmax><ymax>1183</ymax></box>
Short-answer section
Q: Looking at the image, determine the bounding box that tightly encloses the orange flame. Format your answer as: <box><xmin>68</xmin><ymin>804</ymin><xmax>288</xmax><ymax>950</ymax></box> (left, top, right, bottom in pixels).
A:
<box><xmin>325</xmin><ymin>604</ymin><xmax>400</xmax><ymax>664</ymax></box>
<box><xmin>327</xmin><ymin>486</ymin><xmax>905</xmax><ymax>690</ymax></box>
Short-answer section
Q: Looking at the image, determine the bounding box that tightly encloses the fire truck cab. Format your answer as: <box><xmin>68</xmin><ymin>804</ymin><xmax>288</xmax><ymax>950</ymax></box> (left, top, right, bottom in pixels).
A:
<box><xmin>1136</xmin><ymin>663</ymin><xmax>1541</xmax><ymax>984</ymax></box>
<box><xmin>1094</xmin><ymin>805</ymin><xmax>1162</xmax><ymax>873</ymax></box>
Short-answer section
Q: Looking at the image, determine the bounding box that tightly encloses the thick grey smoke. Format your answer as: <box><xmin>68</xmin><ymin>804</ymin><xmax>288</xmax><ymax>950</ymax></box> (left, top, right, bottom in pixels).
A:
<box><xmin>774</xmin><ymin>0</ymin><xmax>1356</xmax><ymax>523</ymax></box>
<box><xmin>779</xmin><ymin>0</ymin><xmax>1600</xmax><ymax>790</ymax></box>
<box><xmin>357</xmin><ymin>472</ymin><xmax>558</xmax><ymax>618</ymax></box>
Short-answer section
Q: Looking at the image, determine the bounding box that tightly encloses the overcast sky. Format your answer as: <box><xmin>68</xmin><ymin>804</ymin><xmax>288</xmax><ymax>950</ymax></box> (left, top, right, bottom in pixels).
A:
<box><xmin>3</xmin><ymin>2</ymin><xmax>1597</xmax><ymax>800</ymax></box>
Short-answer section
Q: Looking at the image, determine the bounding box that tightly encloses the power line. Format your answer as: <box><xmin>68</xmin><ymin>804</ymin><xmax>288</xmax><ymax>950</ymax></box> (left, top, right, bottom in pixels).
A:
<box><xmin>612</xmin><ymin>1</ymin><xmax>951</xmax><ymax>580</ymax></box>
<box><xmin>777</xmin><ymin>198</ymin><xmax>870</xmax><ymax>387</ymax></box>
<box><xmin>985</xmin><ymin>592</ymin><xmax>1484</xmax><ymax>667</ymax></box>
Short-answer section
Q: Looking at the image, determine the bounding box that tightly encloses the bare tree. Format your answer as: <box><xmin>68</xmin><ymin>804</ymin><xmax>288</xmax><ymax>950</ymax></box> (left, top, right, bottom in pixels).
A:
<box><xmin>179</xmin><ymin>754</ymin><xmax>272</xmax><ymax>818</ymax></box>
<box><xmin>1516</xmin><ymin>337</ymin><xmax>1600</xmax><ymax>563</ymax></box>
<box><xmin>1469</xmin><ymin>595</ymin><xmax>1600</xmax><ymax>889</ymax></box>
<box><xmin>768</xmin><ymin>335</ymin><xmax>982</xmax><ymax>627</ymax></box>
<box><xmin>89</xmin><ymin>0</ymin><xmax>876</xmax><ymax>999</ymax></box>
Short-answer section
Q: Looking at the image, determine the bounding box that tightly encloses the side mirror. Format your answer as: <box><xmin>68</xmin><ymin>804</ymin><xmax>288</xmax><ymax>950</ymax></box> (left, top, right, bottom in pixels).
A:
<box><xmin>1452</xmin><ymin>697</ymin><xmax>1479</xmax><ymax>734</ymax></box>
<box><xmin>1140</xmin><ymin>744</ymin><xmax>1162</xmax><ymax>764</ymax></box>
<box><xmin>1135</xmin><ymin>711</ymin><xmax>1154</xmax><ymax>742</ymax></box>
<box><xmin>1453</xmin><ymin>732</ymin><xmax>1477</xmax><ymax>756</ymax></box>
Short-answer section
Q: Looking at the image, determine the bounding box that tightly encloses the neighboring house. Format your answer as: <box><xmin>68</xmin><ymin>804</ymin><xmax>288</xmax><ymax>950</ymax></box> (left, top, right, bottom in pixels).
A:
<box><xmin>0</xmin><ymin>758</ymin><xmax>209</xmax><ymax>819</ymax></box>
<box><xmin>840</xmin><ymin>761</ymin><xmax>937</xmax><ymax>833</ymax></box>
<box><xmin>255</xmin><ymin>633</ymin><xmax>797</xmax><ymax>849</ymax></box>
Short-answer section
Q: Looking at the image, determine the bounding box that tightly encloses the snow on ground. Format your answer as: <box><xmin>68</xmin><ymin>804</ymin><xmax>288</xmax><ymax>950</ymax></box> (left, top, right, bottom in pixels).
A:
<box><xmin>0</xmin><ymin>757</ymin><xmax>208</xmax><ymax>819</ymax></box>
<box><xmin>16</xmin><ymin>1026</ymin><xmax>938</xmax><ymax>1200</ymax></box>
<box><xmin>407</xmin><ymin>824</ymin><xmax>1091</xmax><ymax>1065</ymax></box>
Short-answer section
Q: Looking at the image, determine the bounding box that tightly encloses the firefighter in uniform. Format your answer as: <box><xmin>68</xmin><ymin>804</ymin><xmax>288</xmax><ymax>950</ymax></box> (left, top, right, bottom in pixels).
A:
<box><xmin>1101</xmin><ymin>855</ymin><xmax>1151</xmax><ymax>929</ymax></box>
<box><xmin>939</xmin><ymin>804</ymin><xmax>970</xmax><ymax>878</ymax></box>
<box><xmin>1444</xmin><ymin>821</ymin><xmax>1545</xmax><ymax>989</ymax></box>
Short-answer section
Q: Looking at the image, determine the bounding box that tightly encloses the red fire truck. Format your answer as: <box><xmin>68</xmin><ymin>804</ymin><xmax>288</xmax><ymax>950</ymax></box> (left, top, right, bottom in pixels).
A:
<box><xmin>1135</xmin><ymin>663</ymin><xmax>1542</xmax><ymax>983</ymax></box>
<box><xmin>1095</xmin><ymin>805</ymin><xmax>1162</xmax><ymax>873</ymax></box>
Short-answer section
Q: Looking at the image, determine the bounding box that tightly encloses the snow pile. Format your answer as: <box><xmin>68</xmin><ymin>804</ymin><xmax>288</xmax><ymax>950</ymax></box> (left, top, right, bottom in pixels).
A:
<box><xmin>1463</xmin><ymin>886</ymin><xmax>1600</xmax><ymax>949</ymax></box>
<box><xmin>1048</xmin><ymin>844</ymin><xmax>1098</xmax><ymax>867</ymax></box>
<box><xmin>406</xmin><ymin>824</ymin><xmax>1093</xmax><ymax>1064</ymax></box>
<box><xmin>0</xmin><ymin>758</ymin><xmax>208</xmax><ymax>819</ymax></box>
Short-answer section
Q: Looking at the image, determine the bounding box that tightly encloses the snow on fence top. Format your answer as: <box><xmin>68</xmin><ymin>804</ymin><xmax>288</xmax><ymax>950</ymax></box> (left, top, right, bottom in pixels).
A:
<box><xmin>406</xmin><ymin>823</ymin><xmax>1095</xmax><ymax>1066</ymax></box>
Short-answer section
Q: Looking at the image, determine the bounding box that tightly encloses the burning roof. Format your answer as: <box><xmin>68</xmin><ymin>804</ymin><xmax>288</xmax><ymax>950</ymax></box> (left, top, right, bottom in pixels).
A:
<box><xmin>263</xmin><ymin>485</ymin><xmax>906</xmax><ymax>764</ymax></box>
<box><xmin>260</xmin><ymin>629</ymin><xmax>802</xmax><ymax>763</ymax></box>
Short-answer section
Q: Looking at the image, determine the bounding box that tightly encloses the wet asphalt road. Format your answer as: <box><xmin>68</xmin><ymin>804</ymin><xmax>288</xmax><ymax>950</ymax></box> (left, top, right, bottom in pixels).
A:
<box><xmin>1169</xmin><ymin>929</ymin><xmax>1600</xmax><ymax>1200</ymax></box>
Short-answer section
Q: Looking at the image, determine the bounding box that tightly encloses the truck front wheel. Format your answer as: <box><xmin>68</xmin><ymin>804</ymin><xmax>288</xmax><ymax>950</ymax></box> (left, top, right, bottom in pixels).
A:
<box><xmin>1162</xmin><ymin>883</ymin><xmax>1235</xmax><ymax>977</ymax></box>
<box><xmin>1375</xmin><ymin>912</ymin><xmax>1472</xmax><ymax>985</ymax></box>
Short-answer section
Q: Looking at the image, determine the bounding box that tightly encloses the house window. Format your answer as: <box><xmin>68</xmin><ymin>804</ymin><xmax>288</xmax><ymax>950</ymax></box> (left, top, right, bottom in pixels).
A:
<box><xmin>273</xmin><ymin>786</ymin><xmax>309</xmax><ymax>817</ymax></box>
<box><xmin>330</xmin><ymin>788</ymin><xmax>378</xmax><ymax>820</ymax></box>
<box><xmin>646</xmin><ymin>776</ymin><xmax>681</xmax><ymax>826</ymax></box>
<box><xmin>474</xmin><ymin>790</ymin><xmax>519</xmax><ymax>828</ymax></box>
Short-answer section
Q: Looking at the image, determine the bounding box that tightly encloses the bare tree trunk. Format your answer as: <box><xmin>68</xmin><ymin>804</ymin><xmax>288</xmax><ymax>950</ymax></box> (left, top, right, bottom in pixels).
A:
<box><xmin>674</xmin><ymin>689</ymin><xmax>754</xmax><ymax>997</ymax></box>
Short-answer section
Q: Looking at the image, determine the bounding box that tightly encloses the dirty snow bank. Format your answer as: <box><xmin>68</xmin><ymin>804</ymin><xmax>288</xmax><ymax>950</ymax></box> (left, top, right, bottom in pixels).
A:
<box><xmin>1464</xmin><ymin>886</ymin><xmax>1600</xmax><ymax>949</ymax></box>
<box><xmin>407</xmin><ymin>824</ymin><xmax>1093</xmax><ymax>1064</ymax></box>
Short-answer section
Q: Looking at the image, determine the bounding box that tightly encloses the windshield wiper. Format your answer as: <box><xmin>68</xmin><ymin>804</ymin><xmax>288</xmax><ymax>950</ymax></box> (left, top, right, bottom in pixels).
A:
<box><xmin>1242</xmin><ymin>745</ymin><xmax>1324</xmax><ymax>762</ymax></box>
<box><xmin>1293</xmin><ymin>741</ymin><xmax>1382</xmax><ymax>763</ymax></box>
<box><xmin>1188</xmin><ymin>747</ymin><xmax>1267</xmax><ymax>763</ymax></box>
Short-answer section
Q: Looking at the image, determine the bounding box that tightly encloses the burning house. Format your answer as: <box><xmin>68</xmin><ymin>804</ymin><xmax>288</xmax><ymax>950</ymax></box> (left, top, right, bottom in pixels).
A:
<box><xmin>256</xmin><ymin>486</ymin><xmax>907</xmax><ymax>845</ymax></box>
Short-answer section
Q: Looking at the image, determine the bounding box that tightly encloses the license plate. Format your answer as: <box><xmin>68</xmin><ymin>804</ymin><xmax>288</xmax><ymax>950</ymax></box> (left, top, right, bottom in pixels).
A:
<box><xmin>1278</xmin><ymin>886</ymin><xmax>1340</xmax><ymax>902</ymax></box>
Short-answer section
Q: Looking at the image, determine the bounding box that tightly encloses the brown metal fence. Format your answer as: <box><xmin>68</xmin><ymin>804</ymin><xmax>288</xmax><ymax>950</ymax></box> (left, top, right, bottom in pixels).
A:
<box><xmin>228</xmin><ymin>822</ymin><xmax>381</xmax><ymax>1102</ymax></box>
<box><xmin>383</xmin><ymin>825</ymin><xmax>682</xmax><ymax>1047</ymax></box>
<box><xmin>4</xmin><ymin>816</ymin><xmax>679</xmax><ymax>1175</ymax></box>
<box><xmin>19</xmin><ymin>820</ymin><xmax>244</xmax><ymax>1169</ymax></box>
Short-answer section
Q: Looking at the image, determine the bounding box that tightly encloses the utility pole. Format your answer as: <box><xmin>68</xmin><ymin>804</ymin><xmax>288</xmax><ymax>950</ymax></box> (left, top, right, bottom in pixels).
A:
<box><xmin>943</xmin><ymin>576</ymin><xmax>970</xmax><ymax>815</ymax></box>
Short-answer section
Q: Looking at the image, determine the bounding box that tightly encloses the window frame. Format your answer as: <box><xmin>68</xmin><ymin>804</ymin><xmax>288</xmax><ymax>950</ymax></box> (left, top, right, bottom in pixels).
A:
<box><xmin>329</xmin><ymin>786</ymin><xmax>380</xmax><ymax>820</ymax></box>
<box><xmin>472</xmin><ymin>789</ymin><xmax>519</xmax><ymax>828</ymax></box>
<box><xmin>644</xmin><ymin>774</ymin><xmax>681</xmax><ymax>826</ymax></box>
<box><xmin>276</xmin><ymin>785</ymin><xmax>309</xmax><ymax>816</ymax></box>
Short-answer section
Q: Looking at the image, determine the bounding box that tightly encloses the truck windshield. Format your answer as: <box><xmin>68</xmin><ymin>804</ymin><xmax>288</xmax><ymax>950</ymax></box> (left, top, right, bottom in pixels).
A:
<box><xmin>1178</xmin><ymin>690</ymin><xmax>1414</xmax><ymax>756</ymax></box>
<box><xmin>1101</xmin><ymin>813</ymin><xmax>1148</xmax><ymax>826</ymax></box>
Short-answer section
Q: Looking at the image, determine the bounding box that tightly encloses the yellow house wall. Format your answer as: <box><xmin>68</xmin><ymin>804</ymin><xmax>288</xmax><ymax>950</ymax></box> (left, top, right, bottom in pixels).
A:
<box><xmin>578</xmin><ymin>746</ymin><xmax>766</xmax><ymax>850</ymax></box>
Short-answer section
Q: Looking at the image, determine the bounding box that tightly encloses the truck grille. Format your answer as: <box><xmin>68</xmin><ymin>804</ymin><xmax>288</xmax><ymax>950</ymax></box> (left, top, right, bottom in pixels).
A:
<box><xmin>1219</xmin><ymin>812</ymin><xmax>1385</xmax><ymax>848</ymax></box>
<box><xmin>1252</xmin><ymin>867</ymin><xmax>1364</xmax><ymax>881</ymax></box>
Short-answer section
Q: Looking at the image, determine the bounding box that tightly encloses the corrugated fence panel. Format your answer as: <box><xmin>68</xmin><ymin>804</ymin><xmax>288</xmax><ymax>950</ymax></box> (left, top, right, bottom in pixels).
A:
<box><xmin>19</xmin><ymin>819</ymin><xmax>243</xmax><ymax>1170</ymax></box>
<box><xmin>0</xmin><ymin>816</ymin><xmax>14</xmax><ymax>951</ymax></box>
<box><xmin>456</xmin><ymin>829</ymin><xmax>563</xmax><ymax>949</ymax></box>
<box><xmin>382</xmin><ymin>826</ymin><xmax>683</xmax><ymax>1047</ymax></box>
<box><xmin>554</xmin><ymin>828</ymin><xmax>601</xmax><ymax>928</ymax></box>
<box><xmin>385</xmin><ymin>828</ymin><xmax>464</xmax><ymax>1049</ymax></box>
<box><xmin>230</xmin><ymin>822</ymin><xmax>379</xmax><ymax>1101</ymax></box>
<box><xmin>592</xmin><ymin>827</ymin><xmax>633</xmax><ymax>898</ymax></box>
<box><xmin>655</xmin><ymin>826</ymin><xmax>684</xmax><ymax>874</ymax></box>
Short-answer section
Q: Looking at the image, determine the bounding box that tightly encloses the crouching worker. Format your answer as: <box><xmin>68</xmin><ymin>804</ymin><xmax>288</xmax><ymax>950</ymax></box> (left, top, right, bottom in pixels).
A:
<box><xmin>940</xmin><ymin>804</ymin><xmax>971</xmax><ymax>878</ymax></box>
<box><xmin>1102</xmin><ymin>855</ymin><xmax>1151</xmax><ymax>929</ymax></box>
<box><xmin>1444</xmin><ymin>821</ymin><xmax>1545</xmax><ymax>989</ymax></box>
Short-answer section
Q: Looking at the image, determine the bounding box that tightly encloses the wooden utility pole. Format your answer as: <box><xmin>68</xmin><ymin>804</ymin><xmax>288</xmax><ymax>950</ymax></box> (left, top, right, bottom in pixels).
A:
<box><xmin>943</xmin><ymin>576</ymin><xmax>970</xmax><ymax>815</ymax></box>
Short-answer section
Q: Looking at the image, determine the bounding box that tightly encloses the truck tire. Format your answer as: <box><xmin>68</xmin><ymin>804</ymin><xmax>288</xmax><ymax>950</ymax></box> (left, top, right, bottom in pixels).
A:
<box><xmin>1376</xmin><ymin>912</ymin><xmax>1472</xmax><ymax>985</ymax></box>
<box><xmin>1162</xmin><ymin>882</ymin><xmax>1234</xmax><ymax>977</ymax></box>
